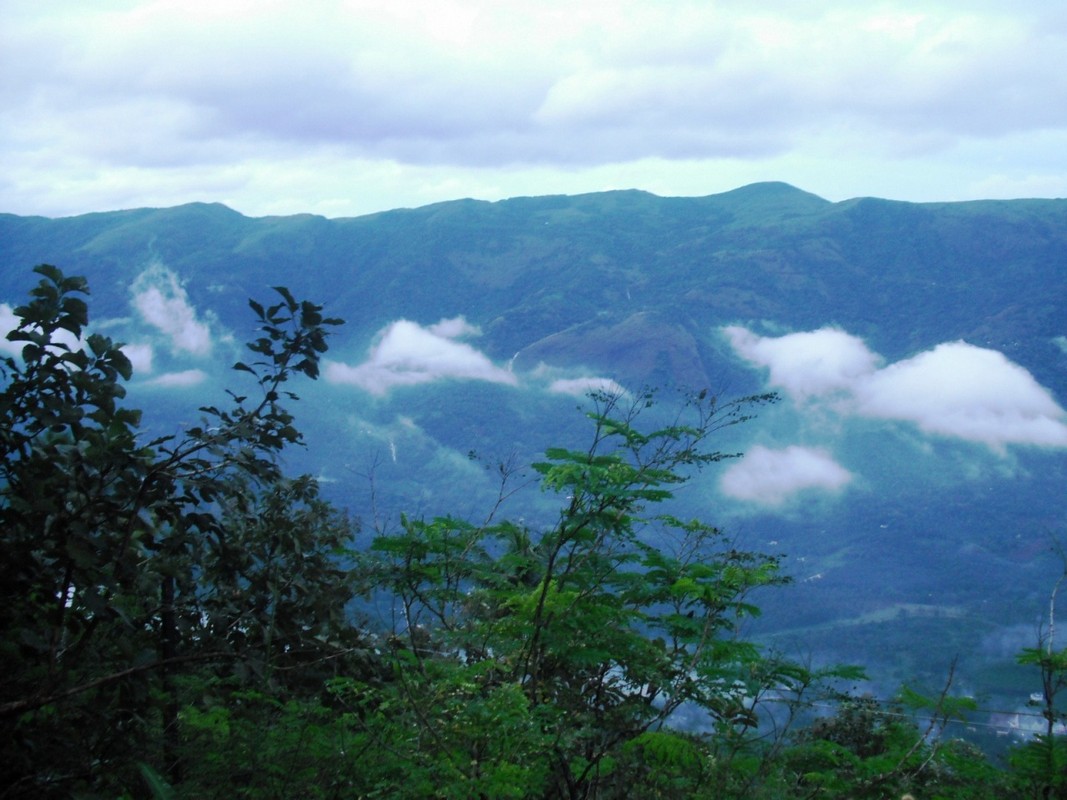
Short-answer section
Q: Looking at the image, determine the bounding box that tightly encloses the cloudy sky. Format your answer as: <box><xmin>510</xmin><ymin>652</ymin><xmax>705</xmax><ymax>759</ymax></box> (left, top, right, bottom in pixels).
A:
<box><xmin>3</xmin><ymin>0</ymin><xmax>1066</xmax><ymax>219</ymax></box>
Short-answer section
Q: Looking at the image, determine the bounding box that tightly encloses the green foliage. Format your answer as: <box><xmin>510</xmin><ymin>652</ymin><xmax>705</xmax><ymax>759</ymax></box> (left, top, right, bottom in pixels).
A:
<box><xmin>325</xmin><ymin>668</ymin><xmax>551</xmax><ymax>799</ymax></box>
<box><xmin>1010</xmin><ymin>640</ymin><xmax>1067</xmax><ymax>798</ymax></box>
<box><xmin>138</xmin><ymin>762</ymin><xmax>177</xmax><ymax>800</ymax></box>
<box><xmin>780</xmin><ymin>694</ymin><xmax>1007</xmax><ymax>800</ymax></box>
<box><xmin>0</xmin><ymin>266</ymin><xmax>358</xmax><ymax>797</ymax></box>
<box><xmin>1011</xmin><ymin>734</ymin><xmax>1067</xmax><ymax>800</ymax></box>
<box><xmin>174</xmin><ymin>688</ymin><xmax>369</xmax><ymax>800</ymax></box>
<box><xmin>345</xmin><ymin>388</ymin><xmax>1015</xmax><ymax>799</ymax></box>
<box><xmin>360</xmin><ymin>390</ymin><xmax>858</xmax><ymax>798</ymax></box>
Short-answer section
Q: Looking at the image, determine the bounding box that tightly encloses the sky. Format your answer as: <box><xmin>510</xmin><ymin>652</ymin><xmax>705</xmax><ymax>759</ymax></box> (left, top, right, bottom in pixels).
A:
<box><xmin>3</xmin><ymin>0</ymin><xmax>1066</xmax><ymax>219</ymax></box>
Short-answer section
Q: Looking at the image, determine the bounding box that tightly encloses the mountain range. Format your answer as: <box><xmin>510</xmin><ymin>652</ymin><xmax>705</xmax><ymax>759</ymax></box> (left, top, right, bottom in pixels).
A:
<box><xmin>3</xmin><ymin>181</ymin><xmax>1067</xmax><ymax>743</ymax></box>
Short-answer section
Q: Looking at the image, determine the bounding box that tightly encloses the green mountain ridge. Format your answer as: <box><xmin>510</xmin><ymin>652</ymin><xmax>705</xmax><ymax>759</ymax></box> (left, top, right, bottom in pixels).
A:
<box><xmin>4</xmin><ymin>182</ymin><xmax>1064</xmax><ymax>387</ymax></box>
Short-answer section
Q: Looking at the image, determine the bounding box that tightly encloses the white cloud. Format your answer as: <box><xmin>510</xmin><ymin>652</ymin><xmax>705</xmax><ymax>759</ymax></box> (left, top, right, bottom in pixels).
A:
<box><xmin>548</xmin><ymin>377</ymin><xmax>629</xmax><ymax>398</ymax></box>
<box><xmin>723</xmin><ymin>325</ymin><xmax>880</xmax><ymax>399</ymax></box>
<box><xmin>121</xmin><ymin>342</ymin><xmax>154</xmax><ymax>375</ymax></box>
<box><xmin>325</xmin><ymin>317</ymin><xmax>517</xmax><ymax>395</ymax></box>
<box><xmin>428</xmin><ymin>316</ymin><xmax>481</xmax><ymax>338</ymax></box>
<box><xmin>727</xmin><ymin>326</ymin><xmax>1067</xmax><ymax>450</ymax></box>
<box><xmin>0</xmin><ymin>304</ymin><xmax>22</xmax><ymax>357</ymax></box>
<box><xmin>720</xmin><ymin>445</ymin><xmax>853</xmax><ymax>506</ymax></box>
<box><xmin>145</xmin><ymin>368</ymin><xmax>208</xmax><ymax>388</ymax></box>
<box><xmin>131</xmin><ymin>264</ymin><xmax>213</xmax><ymax>356</ymax></box>
<box><xmin>855</xmin><ymin>342</ymin><xmax>1067</xmax><ymax>449</ymax></box>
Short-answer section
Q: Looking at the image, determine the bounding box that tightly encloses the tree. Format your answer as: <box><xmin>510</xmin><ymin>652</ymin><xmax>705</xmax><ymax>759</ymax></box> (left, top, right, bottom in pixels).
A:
<box><xmin>0</xmin><ymin>265</ymin><xmax>360</xmax><ymax>797</ymax></box>
<box><xmin>357</xmin><ymin>389</ymin><xmax>857</xmax><ymax>798</ymax></box>
<box><xmin>779</xmin><ymin>683</ymin><xmax>1003</xmax><ymax>800</ymax></box>
<box><xmin>1011</xmin><ymin>557</ymin><xmax>1067</xmax><ymax>799</ymax></box>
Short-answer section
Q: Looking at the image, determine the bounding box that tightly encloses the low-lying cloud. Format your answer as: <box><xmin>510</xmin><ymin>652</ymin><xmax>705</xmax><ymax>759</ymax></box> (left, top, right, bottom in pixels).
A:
<box><xmin>0</xmin><ymin>304</ymin><xmax>22</xmax><ymax>357</ymax></box>
<box><xmin>144</xmin><ymin>369</ymin><xmax>208</xmax><ymax>388</ymax></box>
<box><xmin>131</xmin><ymin>265</ymin><xmax>214</xmax><ymax>357</ymax></box>
<box><xmin>726</xmin><ymin>325</ymin><xmax>1067</xmax><ymax>450</ymax></box>
<box><xmin>326</xmin><ymin>316</ymin><xmax>517</xmax><ymax>395</ymax></box>
<box><xmin>548</xmin><ymin>377</ymin><xmax>628</xmax><ymax>398</ymax></box>
<box><xmin>121</xmin><ymin>343</ymin><xmax>154</xmax><ymax>376</ymax></box>
<box><xmin>855</xmin><ymin>343</ymin><xmax>1067</xmax><ymax>448</ymax></box>
<box><xmin>725</xmin><ymin>326</ymin><xmax>880</xmax><ymax>400</ymax></box>
<box><xmin>720</xmin><ymin>445</ymin><xmax>853</xmax><ymax>506</ymax></box>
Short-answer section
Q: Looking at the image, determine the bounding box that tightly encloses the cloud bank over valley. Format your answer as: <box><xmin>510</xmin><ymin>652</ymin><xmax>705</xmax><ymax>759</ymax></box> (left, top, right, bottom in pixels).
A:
<box><xmin>720</xmin><ymin>445</ymin><xmax>853</xmax><ymax>507</ymax></box>
<box><xmin>324</xmin><ymin>317</ymin><xmax>517</xmax><ymax>395</ymax></box>
<box><xmin>131</xmin><ymin>265</ymin><xmax>215</xmax><ymax>357</ymax></box>
<box><xmin>325</xmin><ymin>316</ymin><xmax>626</xmax><ymax>399</ymax></box>
<box><xmin>725</xmin><ymin>326</ymin><xmax>1067</xmax><ymax>450</ymax></box>
<box><xmin>721</xmin><ymin>324</ymin><xmax>1067</xmax><ymax>506</ymax></box>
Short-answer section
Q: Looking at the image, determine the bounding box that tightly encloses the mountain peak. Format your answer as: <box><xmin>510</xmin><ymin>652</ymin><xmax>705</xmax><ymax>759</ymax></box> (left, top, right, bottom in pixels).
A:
<box><xmin>717</xmin><ymin>181</ymin><xmax>828</xmax><ymax>206</ymax></box>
